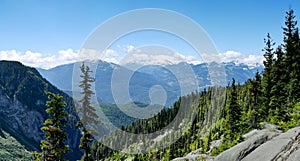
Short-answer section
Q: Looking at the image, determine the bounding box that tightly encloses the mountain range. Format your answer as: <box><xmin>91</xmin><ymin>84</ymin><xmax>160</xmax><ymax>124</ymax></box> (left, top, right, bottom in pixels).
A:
<box><xmin>37</xmin><ymin>60</ymin><xmax>263</xmax><ymax>106</ymax></box>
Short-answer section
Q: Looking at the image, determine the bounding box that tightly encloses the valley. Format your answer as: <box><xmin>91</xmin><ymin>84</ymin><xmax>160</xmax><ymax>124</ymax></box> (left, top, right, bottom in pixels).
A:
<box><xmin>0</xmin><ymin>2</ymin><xmax>300</xmax><ymax>161</ymax></box>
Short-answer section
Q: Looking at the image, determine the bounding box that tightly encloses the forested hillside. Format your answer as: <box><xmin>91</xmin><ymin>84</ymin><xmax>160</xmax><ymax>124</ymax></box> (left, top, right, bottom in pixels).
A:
<box><xmin>85</xmin><ymin>9</ymin><xmax>300</xmax><ymax>161</ymax></box>
<box><xmin>0</xmin><ymin>61</ymin><xmax>83</xmax><ymax>160</ymax></box>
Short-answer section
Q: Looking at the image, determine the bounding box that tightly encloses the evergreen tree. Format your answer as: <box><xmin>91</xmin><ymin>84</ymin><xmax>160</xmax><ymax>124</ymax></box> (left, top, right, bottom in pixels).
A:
<box><xmin>248</xmin><ymin>71</ymin><xmax>262</xmax><ymax>127</ymax></box>
<box><xmin>262</xmin><ymin>33</ymin><xmax>275</xmax><ymax>116</ymax></box>
<box><xmin>288</xmin><ymin>26</ymin><xmax>300</xmax><ymax>103</ymax></box>
<box><xmin>32</xmin><ymin>92</ymin><xmax>69</xmax><ymax>161</ymax></box>
<box><xmin>282</xmin><ymin>9</ymin><xmax>300</xmax><ymax>103</ymax></box>
<box><xmin>283</xmin><ymin>9</ymin><xmax>298</xmax><ymax>72</ymax></box>
<box><xmin>225</xmin><ymin>78</ymin><xmax>241</xmax><ymax>140</ymax></box>
<box><xmin>269</xmin><ymin>47</ymin><xmax>288</xmax><ymax>123</ymax></box>
<box><xmin>77</xmin><ymin>63</ymin><xmax>99</xmax><ymax>161</ymax></box>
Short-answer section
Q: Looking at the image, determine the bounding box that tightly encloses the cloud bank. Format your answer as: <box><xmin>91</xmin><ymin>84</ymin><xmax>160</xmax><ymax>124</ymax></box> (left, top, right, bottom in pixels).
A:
<box><xmin>0</xmin><ymin>49</ymin><xmax>78</xmax><ymax>69</ymax></box>
<box><xmin>219</xmin><ymin>51</ymin><xmax>264</xmax><ymax>65</ymax></box>
<box><xmin>0</xmin><ymin>48</ymin><xmax>119</xmax><ymax>69</ymax></box>
<box><xmin>0</xmin><ymin>48</ymin><xmax>264</xmax><ymax>69</ymax></box>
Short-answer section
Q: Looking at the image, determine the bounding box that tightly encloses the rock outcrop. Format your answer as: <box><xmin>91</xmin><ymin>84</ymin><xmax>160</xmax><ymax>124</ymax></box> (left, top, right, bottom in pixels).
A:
<box><xmin>173</xmin><ymin>126</ymin><xmax>300</xmax><ymax>161</ymax></box>
<box><xmin>242</xmin><ymin>127</ymin><xmax>300</xmax><ymax>161</ymax></box>
<box><xmin>214</xmin><ymin>129</ymin><xmax>280</xmax><ymax>161</ymax></box>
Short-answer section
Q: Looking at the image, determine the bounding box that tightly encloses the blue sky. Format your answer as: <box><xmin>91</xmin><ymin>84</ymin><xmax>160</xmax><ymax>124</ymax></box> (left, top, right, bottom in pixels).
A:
<box><xmin>0</xmin><ymin>0</ymin><xmax>300</xmax><ymax>68</ymax></box>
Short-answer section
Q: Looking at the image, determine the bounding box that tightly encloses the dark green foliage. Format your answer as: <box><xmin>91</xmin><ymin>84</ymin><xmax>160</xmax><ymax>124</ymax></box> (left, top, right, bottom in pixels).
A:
<box><xmin>283</xmin><ymin>9</ymin><xmax>298</xmax><ymax>74</ymax></box>
<box><xmin>268</xmin><ymin>47</ymin><xmax>288</xmax><ymax>124</ymax></box>
<box><xmin>282</xmin><ymin>9</ymin><xmax>300</xmax><ymax>104</ymax></box>
<box><xmin>87</xmin><ymin>86</ymin><xmax>227</xmax><ymax>160</ymax></box>
<box><xmin>77</xmin><ymin>63</ymin><xmax>99</xmax><ymax>161</ymax></box>
<box><xmin>237</xmin><ymin>72</ymin><xmax>264</xmax><ymax>132</ymax></box>
<box><xmin>32</xmin><ymin>92</ymin><xmax>69</xmax><ymax>161</ymax></box>
<box><xmin>262</xmin><ymin>33</ymin><xmax>275</xmax><ymax>115</ymax></box>
<box><xmin>98</xmin><ymin>103</ymin><xmax>137</xmax><ymax>127</ymax></box>
<box><xmin>261</xmin><ymin>9</ymin><xmax>300</xmax><ymax>125</ymax></box>
<box><xmin>225</xmin><ymin>78</ymin><xmax>241</xmax><ymax>139</ymax></box>
<box><xmin>224</xmin><ymin>79</ymin><xmax>242</xmax><ymax>144</ymax></box>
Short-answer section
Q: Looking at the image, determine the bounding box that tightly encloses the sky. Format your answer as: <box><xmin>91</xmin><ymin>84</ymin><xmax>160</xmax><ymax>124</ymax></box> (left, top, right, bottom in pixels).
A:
<box><xmin>0</xmin><ymin>0</ymin><xmax>300</xmax><ymax>69</ymax></box>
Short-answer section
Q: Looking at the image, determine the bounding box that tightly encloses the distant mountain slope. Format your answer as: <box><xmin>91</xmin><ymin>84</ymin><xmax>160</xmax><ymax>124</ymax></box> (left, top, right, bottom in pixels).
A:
<box><xmin>37</xmin><ymin>63</ymin><xmax>74</xmax><ymax>91</ymax></box>
<box><xmin>38</xmin><ymin>61</ymin><xmax>263</xmax><ymax>106</ymax></box>
<box><xmin>38</xmin><ymin>60</ymin><xmax>180</xmax><ymax>106</ymax></box>
<box><xmin>0</xmin><ymin>61</ymin><xmax>82</xmax><ymax>160</ymax></box>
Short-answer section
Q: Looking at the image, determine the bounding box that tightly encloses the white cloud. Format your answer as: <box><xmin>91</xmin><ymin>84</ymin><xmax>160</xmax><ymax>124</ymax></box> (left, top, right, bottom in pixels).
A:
<box><xmin>116</xmin><ymin>45</ymin><xmax>264</xmax><ymax>66</ymax></box>
<box><xmin>221</xmin><ymin>51</ymin><xmax>242</xmax><ymax>61</ymax></box>
<box><xmin>0</xmin><ymin>48</ymin><xmax>120</xmax><ymax>69</ymax></box>
<box><xmin>117</xmin><ymin>45</ymin><xmax>204</xmax><ymax>65</ymax></box>
<box><xmin>119</xmin><ymin>47</ymin><xmax>190</xmax><ymax>65</ymax></box>
<box><xmin>78</xmin><ymin>48</ymin><xmax>120</xmax><ymax>64</ymax></box>
<box><xmin>0</xmin><ymin>47</ymin><xmax>264</xmax><ymax>69</ymax></box>
<box><xmin>219</xmin><ymin>51</ymin><xmax>264</xmax><ymax>65</ymax></box>
<box><xmin>241</xmin><ymin>54</ymin><xmax>264</xmax><ymax>64</ymax></box>
<box><xmin>201</xmin><ymin>51</ymin><xmax>264</xmax><ymax>65</ymax></box>
<box><xmin>0</xmin><ymin>50</ymin><xmax>60</xmax><ymax>69</ymax></box>
<box><xmin>58</xmin><ymin>49</ymin><xmax>78</xmax><ymax>62</ymax></box>
<box><xmin>101</xmin><ymin>49</ymin><xmax>119</xmax><ymax>64</ymax></box>
<box><xmin>182</xmin><ymin>55</ymin><xmax>203</xmax><ymax>65</ymax></box>
<box><xmin>118</xmin><ymin>45</ymin><xmax>135</xmax><ymax>54</ymax></box>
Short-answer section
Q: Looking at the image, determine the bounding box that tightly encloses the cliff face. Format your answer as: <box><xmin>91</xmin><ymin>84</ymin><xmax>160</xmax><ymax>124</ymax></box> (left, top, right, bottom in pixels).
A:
<box><xmin>0</xmin><ymin>90</ymin><xmax>44</xmax><ymax>150</ymax></box>
<box><xmin>0</xmin><ymin>61</ymin><xmax>82</xmax><ymax>159</ymax></box>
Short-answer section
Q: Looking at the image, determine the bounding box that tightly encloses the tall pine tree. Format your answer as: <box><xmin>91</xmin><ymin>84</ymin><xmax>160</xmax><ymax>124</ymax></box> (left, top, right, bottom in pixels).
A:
<box><xmin>269</xmin><ymin>46</ymin><xmax>288</xmax><ymax>123</ymax></box>
<box><xmin>262</xmin><ymin>33</ymin><xmax>275</xmax><ymax>116</ymax></box>
<box><xmin>225</xmin><ymin>78</ymin><xmax>241</xmax><ymax>140</ymax></box>
<box><xmin>77</xmin><ymin>63</ymin><xmax>99</xmax><ymax>161</ymax></box>
<box><xmin>288</xmin><ymin>26</ymin><xmax>300</xmax><ymax>103</ymax></box>
<box><xmin>282</xmin><ymin>9</ymin><xmax>300</xmax><ymax>104</ymax></box>
<box><xmin>283</xmin><ymin>9</ymin><xmax>298</xmax><ymax>73</ymax></box>
<box><xmin>248</xmin><ymin>71</ymin><xmax>262</xmax><ymax>127</ymax></box>
<box><xmin>32</xmin><ymin>92</ymin><xmax>69</xmax><ymax>161</ymax></box>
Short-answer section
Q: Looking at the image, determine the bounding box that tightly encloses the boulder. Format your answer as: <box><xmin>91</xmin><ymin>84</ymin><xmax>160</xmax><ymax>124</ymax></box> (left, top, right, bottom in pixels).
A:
<box><xmin>208</xmin><ymin>138</ymin><xmax>222</xmax><ymax>153</ymax></box>
<box><xmin>214</xmin><ymin>129</ymin><xmax>279</xmax><ymax>161</ymax></box>
<box><xmin>260</xmin><ymin>122</ymin><xmax>282</xmax><ymax>133</ymax></box>
<box><xmin>242</xmin><ymin>126</ymin><xmax>300</xmax><ymax>161</ymax></box>
<box><xmin>172</xmin><ymin>153</ymin><xmax>214</xmax><ymax>161</ymax></box>
<box><xmin>173</xmin><ymin>125</ymin><xmax>300</xmax><ymax>161</ymax></box>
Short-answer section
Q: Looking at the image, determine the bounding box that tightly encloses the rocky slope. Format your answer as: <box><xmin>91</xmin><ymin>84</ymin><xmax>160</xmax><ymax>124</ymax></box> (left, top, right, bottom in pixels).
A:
<box><xmin>0</xmin><ymin>61</ymin><xmax>82</xmax><ymax>160</ymax></box>
<box><xmin>173</xmin><ymin>124</ymin><xmax>300</xmax><ymax>161</ymax></box>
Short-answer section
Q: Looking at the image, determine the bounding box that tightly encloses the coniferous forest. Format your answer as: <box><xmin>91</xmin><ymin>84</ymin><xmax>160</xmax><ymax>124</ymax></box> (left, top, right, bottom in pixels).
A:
<box><xmin>81</xmin><ymin>9</ymin><xmax>300</xmax><ymax>161</ymax></box>
<box><xmin>26</xmin><ymin>8</ymin><xmax>300</xmax><ymax>161</ymax></box>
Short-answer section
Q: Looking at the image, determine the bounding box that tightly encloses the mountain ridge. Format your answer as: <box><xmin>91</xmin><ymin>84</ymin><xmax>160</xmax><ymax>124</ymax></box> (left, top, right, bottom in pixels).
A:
<box><xmin>0</xmin><ymin>60</ymin><xmax>82</xmax><ymax>160</ymax></box>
